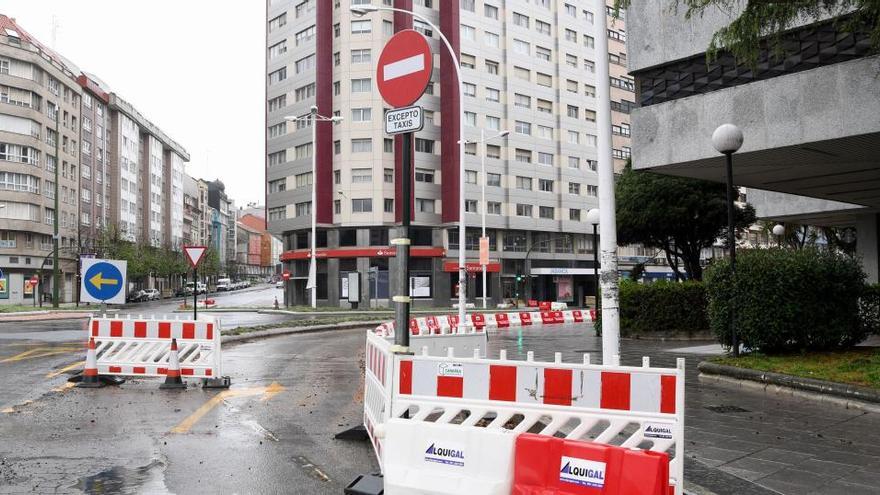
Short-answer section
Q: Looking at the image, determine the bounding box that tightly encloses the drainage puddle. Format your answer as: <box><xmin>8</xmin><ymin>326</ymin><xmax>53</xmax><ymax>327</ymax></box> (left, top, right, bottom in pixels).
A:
<box><xmin>74</xmin><ymin>459</ymin><xmax>171</xmax><ymax>494</ymax></box>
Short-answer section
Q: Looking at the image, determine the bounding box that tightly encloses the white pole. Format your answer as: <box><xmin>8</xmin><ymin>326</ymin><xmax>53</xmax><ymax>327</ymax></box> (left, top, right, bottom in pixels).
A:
<box><xmin>481</xmin><ymin>128</ymin><xmax>487</xmax><ymax>310</ymax></box>
<box><xmin>309</xmin><ymin>107</ymin><xmax>317</xmax><ymax>309</ymax></box>
<box><xmin>594</xmin><ymin>0</ymin><xmax>620</xmax><ymax>363</ymax></box>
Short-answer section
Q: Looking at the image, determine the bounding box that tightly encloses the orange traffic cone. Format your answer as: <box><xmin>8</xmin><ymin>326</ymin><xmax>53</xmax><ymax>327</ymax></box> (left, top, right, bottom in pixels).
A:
<box><xmin>160</xmin><ymin>338</ymin><xmax>186</xmax><ymax>389</ymax></box>
<box><xmin>76</xmin><ymin>338</ymin><xmax>104</xmax><ymax>388</ymax></box>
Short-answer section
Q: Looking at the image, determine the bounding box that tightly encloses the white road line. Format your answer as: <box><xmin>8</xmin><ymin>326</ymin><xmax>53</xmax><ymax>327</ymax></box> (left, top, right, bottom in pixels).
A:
<box><xmin>383</xmin><ymin>54</ymin><xmax>425</xmax><ymax>81</ymax></box>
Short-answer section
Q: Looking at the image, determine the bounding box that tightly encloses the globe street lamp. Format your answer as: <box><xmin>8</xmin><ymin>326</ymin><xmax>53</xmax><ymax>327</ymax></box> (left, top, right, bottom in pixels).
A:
<box><xmin>586</xmin><ymin>208</ymin><xmax>600</xmax><ymax>310</ymax></box>
<box><xmin>772</xmin><ymin>223</ymin><xmax>785</xmax><ymax>248</ymax></box>
<box><xmin>285</xmin><ymin>107</ymin><xmax>343</xmax><ymax>308</ymax></box>
<box><xmin>712</xmin><ymin>123</ymin><xmax>744</xmax><ymax>357</ymax></box>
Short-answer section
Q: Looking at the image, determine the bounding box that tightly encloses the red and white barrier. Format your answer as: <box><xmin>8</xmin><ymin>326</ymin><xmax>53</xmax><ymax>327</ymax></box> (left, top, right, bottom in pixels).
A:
<box><xmin>88</xmin><ymin>314</ymin><xmax>222</xmax><ymax>379</ymax></box>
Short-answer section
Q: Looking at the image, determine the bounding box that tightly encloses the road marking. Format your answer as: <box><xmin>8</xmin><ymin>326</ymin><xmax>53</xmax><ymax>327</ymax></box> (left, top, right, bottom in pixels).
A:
<box><xmin>46</xmin><ymin>361</ymin><xmax>85</xmax><ymax>378</ymax></box>
<box><xmin>295</xmin><ymin>456</ymin><xmax>331</xmax><ymax>482</ymax></box>
<box><xmin>52</xmin><ymin>382</ymin><xmax>76</xmax><ymax>393</ymax></box>
<box><xmin>170</xmin><ymin>382</ymin><xmax>284</xmax><ymax>434</ymax></box>
<box><xmin>383</xmin><ymin>54</ymin><xmax>425</xmax><ymax>81</ymax></box>
<box><xmin>1</xmin><ymin>347</ymin><xmax>80</xmax><ymax>363</ymax></box>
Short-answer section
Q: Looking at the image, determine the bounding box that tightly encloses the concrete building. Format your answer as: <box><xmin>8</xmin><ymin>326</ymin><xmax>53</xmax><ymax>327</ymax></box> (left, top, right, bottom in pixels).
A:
<box><xmin>625</xmin><ymin>1</ymin><xmax>880</xmax><ymax>280</ymax></box>
<box><xmin>75</xmin><ymin>74</ymin><xmax>111</xmax><ymax>252</ymax></box>
<box><xmin>266</xmin><ymin>0</ymin><xmax>634</xmax><ymax>307</ymax></box>
<box><xmin>183</xmin><ymin>175</ymin><xmax>209</xmax><ymax>246</ymax></box>
<box><xmin>0</xmin><ymin>16</ymin><xmax>81</xmax><ymax>304</ymax></box>
<box><xmin>206</xmin><ymin>179</ymin><xmax>236</xmax><ymax>273</ymax></box>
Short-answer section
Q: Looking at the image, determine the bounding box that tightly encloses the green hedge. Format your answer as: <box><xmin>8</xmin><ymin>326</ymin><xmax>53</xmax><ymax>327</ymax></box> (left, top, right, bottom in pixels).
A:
<box><xmin>860</xmin><ymin>283</ymin><xmax>880</xmax><ymax>336</ymax></box>
<box><xmin>704</xmin><ymin>248</ymin><xmax>866</xmax><ymax>353</ymax></box>
<box><xmin>617</xmin><ymin>279</ymin><xmax>708</xmax><ymax>335</ymax></box>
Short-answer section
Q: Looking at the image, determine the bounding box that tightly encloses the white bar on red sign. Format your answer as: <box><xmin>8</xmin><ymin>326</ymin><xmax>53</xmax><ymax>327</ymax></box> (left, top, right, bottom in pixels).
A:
<box><xmin>383</xmin><ymin>54</ymin><xmax>425</xmax><ymax>81</ymax></box>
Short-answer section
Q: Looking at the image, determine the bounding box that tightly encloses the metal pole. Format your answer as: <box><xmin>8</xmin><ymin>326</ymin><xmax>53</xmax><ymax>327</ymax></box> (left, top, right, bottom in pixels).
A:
<box><xmin>595</xmin><ymin>0</ymin><xmax>620</xmax><ymax>363</ymax></box>
<box><xmin>593</xmin><ymin>224</ymin><xmax>599</xmax><ymax>309</ymax></box>
<box><xmin>193</xmin><ymin>265</ymin><xmax>198</xmax><ymax>320</ymax></box>
<box><xmin>480</xmin><ymin>129</ymin><xmax>487</xmax><ymax>310</ymax></box>
<box><xmin>393</xmin><ymin>132</ymin><xmax>413</xmax><ymax>351</ymax></box>
<box><xmin>52</xmin><ymin>108</ymin><xmax>60</xmax><ymax>308</ymax></box>
<box><xmin>309</xmin><ymin>108</ymin><xmax>318</xmax><ymax>309</ymax></box>
<box><xmin>725</xmin><ymin>152</ymin><xmax>738</xmax><ymax>357</ymax></box>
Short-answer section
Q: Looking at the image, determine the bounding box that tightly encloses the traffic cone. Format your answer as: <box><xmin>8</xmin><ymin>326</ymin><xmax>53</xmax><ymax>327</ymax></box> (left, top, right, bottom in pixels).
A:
<box><xmin>76</xmin><ymin>338</ymin><xmax>104</xmax><ymax>388</ymax></box>
<box><xmin>160</xmin><ymin>338</ymin><xmax>186</xmax><ymax>390</ymax></box>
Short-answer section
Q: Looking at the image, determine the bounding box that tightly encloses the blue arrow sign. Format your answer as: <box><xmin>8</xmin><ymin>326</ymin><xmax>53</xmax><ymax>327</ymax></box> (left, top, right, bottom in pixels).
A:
<box><xmin>83</xmin><ymin>261</ymin><xmax>124</xmax><ymax>302</ymax></box>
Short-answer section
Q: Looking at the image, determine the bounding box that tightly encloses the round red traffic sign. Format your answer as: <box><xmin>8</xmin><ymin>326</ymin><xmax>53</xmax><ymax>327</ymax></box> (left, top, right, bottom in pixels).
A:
<box><xmin>282</xmin><ymin>270</ymin><xmax>291</xmax><ymax>281</ymax></box>
<box><xmin>377</xmin><ymin>29</ymin><xmax>433</xmax><ymax>108</ymax></box>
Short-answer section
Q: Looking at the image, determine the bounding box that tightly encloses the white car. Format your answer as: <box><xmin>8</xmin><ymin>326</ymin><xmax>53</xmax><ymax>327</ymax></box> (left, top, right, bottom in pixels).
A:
<box><xmin>275</xmin><ymin>280</ymin><xmax>284</xmax><ymax>289</ymax></box>
<box><xmin>143</xmin><ymin>289</ymin><xmax>160</xmax><ymax>301</ymax></box>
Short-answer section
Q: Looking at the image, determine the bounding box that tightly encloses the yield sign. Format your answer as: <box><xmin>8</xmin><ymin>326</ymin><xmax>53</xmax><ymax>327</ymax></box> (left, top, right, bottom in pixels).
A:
<box><xmin>377</xmin><ymin>29</ymin><xmax>433</xmax><ymax>108</ymax></box>
<box><xmin>184</xmin><ymin>245</ymin><xmax>208</xmax><ymax>268</ymax></box>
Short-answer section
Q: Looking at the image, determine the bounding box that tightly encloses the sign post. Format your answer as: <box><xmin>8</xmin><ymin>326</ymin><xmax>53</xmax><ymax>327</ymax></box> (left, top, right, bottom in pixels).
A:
<box><xmin>282</xmin><ymin>269</ymin><xmax>291</xmax><ymax>309</ymax></box>
<box><xmin>183</xmin><ymin>246</ymin><xmax>208</xmax><ymax>320</ymax></box>
<box><xmin>377</xmin><ymin>29</ymin><xmax>432</xmax><ymax>353</ymax></box>
<box><xmin>80</xmin><ymin>259</ymin><xmax>127</xmax><ymax>306</ymax></box>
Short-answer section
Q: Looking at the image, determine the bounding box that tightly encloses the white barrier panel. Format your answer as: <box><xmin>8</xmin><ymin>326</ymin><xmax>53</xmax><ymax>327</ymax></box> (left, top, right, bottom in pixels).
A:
<box><xmin>364</xmin><ymin>330</ymin><xmax>394</xmax><ymax>466</ymax></box>
<box><xmin>89</xmin><ymin>314</ymin><xmax>221</xmax><ymax>379</ymax></box>
<box><xmin>390</xmin><ymin>351</ymin><xmax>686</xmax><ymax>494</ymax></box>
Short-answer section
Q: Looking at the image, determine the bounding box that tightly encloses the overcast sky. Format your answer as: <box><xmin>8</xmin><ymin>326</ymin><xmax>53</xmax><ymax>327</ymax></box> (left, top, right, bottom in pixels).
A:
<box><xmin>3</xmin><ymin>0</ymin><xmax>266</xmax><ymax>207</ymax></box>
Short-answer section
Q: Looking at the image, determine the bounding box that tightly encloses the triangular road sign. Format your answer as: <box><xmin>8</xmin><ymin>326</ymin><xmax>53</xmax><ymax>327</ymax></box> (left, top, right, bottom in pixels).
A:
<box><xmin>183</xmin><ymin>245</ymin><xmax>208</xmax><ymax>268</ymax></box>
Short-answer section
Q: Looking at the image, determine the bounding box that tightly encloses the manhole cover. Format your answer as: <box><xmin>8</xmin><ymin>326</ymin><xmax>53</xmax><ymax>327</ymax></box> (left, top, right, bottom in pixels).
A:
<box><xmin>705</xmin><ymin>405</ymin><xmax>750</xmax><ymax>414</ymax></box>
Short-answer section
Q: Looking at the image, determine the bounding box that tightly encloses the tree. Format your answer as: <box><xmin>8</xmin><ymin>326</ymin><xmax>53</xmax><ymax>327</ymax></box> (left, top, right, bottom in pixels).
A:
<box><xmin>614</xmin><ymin>1</ymin><xmax>880</xmax><ymax>66</ymax></box>
<box><xmin>616</xmin><ymin>162</ymin><xmax>756</xmax><ymax>281</ymax></box>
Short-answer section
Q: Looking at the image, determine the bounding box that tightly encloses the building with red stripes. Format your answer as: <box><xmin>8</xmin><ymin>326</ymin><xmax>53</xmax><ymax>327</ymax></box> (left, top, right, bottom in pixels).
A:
<box><xmin>266</xmin><ymin>1</ymin><xmax>634</xmax><ymax>308</ymax></box>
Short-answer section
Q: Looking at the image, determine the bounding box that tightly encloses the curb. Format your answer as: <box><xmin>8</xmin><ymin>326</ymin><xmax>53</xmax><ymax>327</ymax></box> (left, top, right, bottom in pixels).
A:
<box><xmin>221</xmin><ymin>320</ymin><xmax>387</xmax><ymax>344</ymax></box>
<box><xmin>0</xmin><ymin>311</ymin><xmax>93</xmax><ymax>322</ymax></box>
<box><xmin>698</xmin><ymin>361</ymin><xmax>880</xmax><ymax>412</ymax></box>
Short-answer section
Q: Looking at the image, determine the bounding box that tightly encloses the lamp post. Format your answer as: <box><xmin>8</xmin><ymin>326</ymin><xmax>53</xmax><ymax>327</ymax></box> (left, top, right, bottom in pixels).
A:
<box><xmin>772</xmin><ymin>224</ymin><xmax>785</xmax><ymax>248</ymax></box>
<box><xmin>465</xmin><ymin>129</ymin><xmax>509</xmax><ymax>309</ymax></box>
<box><xmin>285</xmin><ymin>106</ymin><xmax>343</xmax><ymax>309</ymax></box>
<box><xmin>712</xmin><ymin>123</ymin><xmax>744</xmax><ymax>357</ymax></box>
<box><xmin>587</xmin><ymin>208</ymin><xmax>600</xmax><ymax>310</ymax></box>
<box><xmin>351</xmin><ymin>3</ymin><xmax>469</xmax><ymax>327</ymax></box>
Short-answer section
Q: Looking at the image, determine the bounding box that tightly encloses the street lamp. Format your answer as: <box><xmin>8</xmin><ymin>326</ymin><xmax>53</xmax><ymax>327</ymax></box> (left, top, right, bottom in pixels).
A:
<box><xmin>587</xmin><ymin>208</ymin><xmax>600</xmax><ymax>310</ymax></box>
<box><xmin>352</xmin><ymin>4</ymin><xmax>470</xmax><ymax>327</ymax></box>
<box><xmin>712</xmin><ymin>123</ymin><xmax>744</xmax><ymax>357</ymax></box>
<box><xmin>772</xmin><ymin>223</ymin><xmax>785</xmax><ymax>248</ymax></box>
<box><xmin>464</xmin><ymin>129</ymin><xmax>509</xmax><ymax>309</ymax></box>
<box><xmin>285</xmin><ymin>106</ymin><xmax>343</xmax><ymax>308</ymax></box>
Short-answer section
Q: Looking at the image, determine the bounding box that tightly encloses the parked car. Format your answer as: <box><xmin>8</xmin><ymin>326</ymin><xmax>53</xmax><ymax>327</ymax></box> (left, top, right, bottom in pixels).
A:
<box><xmin>216</xmin><ymin>278</ymin><xmax>232</xmax><ymax>291</ymax></box>
<box><xmin>127</xmin><ymin>290</ymin><xmax>146</xmax><ymax>303</ymax></box>
<box><xmin>143</xmin><ymin>289</ymin><xmax>160</xmax><ymax>301</ymax></box>
<box><xmin>275</xmin><ymin>280</ymin><xmax>284</xmax><ymax>289</ymax></box>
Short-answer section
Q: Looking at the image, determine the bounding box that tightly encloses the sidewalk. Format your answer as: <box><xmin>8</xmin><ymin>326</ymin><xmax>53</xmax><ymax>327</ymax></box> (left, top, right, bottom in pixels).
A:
<box><xmin>488</xmin><ymin>326</ymin><xmax>880</xmax><ymax>495</ymax></box>
<box><xmin>0</xmin><ymin>311</ymin><xmax>93</xmax><ymax>322</ymax></box>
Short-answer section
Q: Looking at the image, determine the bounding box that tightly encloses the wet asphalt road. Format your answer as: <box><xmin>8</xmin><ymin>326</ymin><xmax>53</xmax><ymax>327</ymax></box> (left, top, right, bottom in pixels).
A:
<box><xmin>0</xmin><ymin>328</ymin><xmax>376</xmax><ymax>494</ymax></box>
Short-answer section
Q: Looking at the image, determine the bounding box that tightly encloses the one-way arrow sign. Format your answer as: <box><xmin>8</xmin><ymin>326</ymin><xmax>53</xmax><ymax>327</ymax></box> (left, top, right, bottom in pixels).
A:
<box><xmin>184</xmin><ymin>246</ymin><xmax>208</xmax><ymax>268</ymax></box>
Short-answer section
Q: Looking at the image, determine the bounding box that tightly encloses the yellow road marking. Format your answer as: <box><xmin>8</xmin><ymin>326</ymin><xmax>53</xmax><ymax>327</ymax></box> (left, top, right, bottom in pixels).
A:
<box><xmin>46</xmin><ymin>361</ymin><xmax>85</xmax><ymax>378</ymax></box>
<box><xmin>170</xmin><ymin>382</ymin><xmax>285</xmax><ymax>434</ymax></box>
<box><xmin>52</xmin><ymin>382</ymin><xmax>76</xmax><ymax>393</ymax></box>
<box><xmin>1</xmin><ymin>347</ymin><xmax>80</xmax><ymax>363</ymax></box>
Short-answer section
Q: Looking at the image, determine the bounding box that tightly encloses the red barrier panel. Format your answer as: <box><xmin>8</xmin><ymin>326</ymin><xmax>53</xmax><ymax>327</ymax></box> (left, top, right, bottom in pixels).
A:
<box><xmin>471</xmin><ymin>313</ymin><xmax>486</xmax><ymax>329</ymax></box>
<box><xmin>512</xmin><ymin>433</ymin><xmax>669</xmax><ymax>495</ymax></box>
<box><xmin>425</xmin><ymin>316</ymin><xmax>440</xmax><ymax>334</ymax></box>
<box><xmin>540</xmin><ymin>311</ymin><xmax>555</xmax><ymax>324</ymax></box>
<box><xmin>572</xmin><ymin>310</ymin><xmax>584</xmax><ymax>323</ymax></box>
<box><xmin>552</xmin><ymin>310</ymin><xmax>565</xmax><ymax>323</ymax></box>
<box><xmin>495</xmin><ymin>313</ymin><xmax>510</xmax><ymax>328</ymax></box>
<box><xmin>408</xmin><ymin>319</ymin><xmax>420</xmax><ymax>335</ymax></box>
<box><xmin>519</xmin><ymin>312</ymin><xmax>533</xmax><ymax>326</ymax></box>
<box><xmin>539</xmin><ymin>301</ymin><xmax>552</xmax><ymax>311</ymax></box>
<box><xmin>528</xmin><ymin>299</ymin><xmax>539</xmax><ymax>307</ymax></box>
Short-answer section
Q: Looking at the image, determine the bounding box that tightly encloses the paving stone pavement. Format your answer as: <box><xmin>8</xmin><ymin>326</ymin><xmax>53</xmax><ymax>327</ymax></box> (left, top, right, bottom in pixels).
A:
<box><xmin>487</xmin><ymin>325</ymin><xmax>880</xmax><ymax>495</ymax></box>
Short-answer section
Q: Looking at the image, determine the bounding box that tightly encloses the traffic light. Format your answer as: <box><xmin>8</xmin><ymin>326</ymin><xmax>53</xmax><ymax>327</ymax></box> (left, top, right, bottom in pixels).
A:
<box><xmin>515</xmin><ymin>274</ymin><xmax>522</xmax><ymax>282</ymax></box>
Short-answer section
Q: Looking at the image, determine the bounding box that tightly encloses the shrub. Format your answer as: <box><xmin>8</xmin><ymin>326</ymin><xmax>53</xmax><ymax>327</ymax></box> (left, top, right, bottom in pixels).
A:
<box><xmin>595</xmin><ymin>279</ymin><xmax>708</xmax><ymax>336</ymax></box>
<box><xmin>860</xmin><ymin>284</ymin><xmax>880</xmax><ymax>336</ymax></box>
<box><xmin>704</xmin><ymin>248</ymin><xmax>866</xmax><ymax>353</ymax></box>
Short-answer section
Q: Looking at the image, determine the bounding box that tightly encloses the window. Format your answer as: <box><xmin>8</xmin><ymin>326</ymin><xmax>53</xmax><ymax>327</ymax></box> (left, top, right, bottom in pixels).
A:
<box><xmin>295</xmin><ymin>83</ymin><xmax>315</xmax><ymax>101</ymax></box>
<box><xmin>567</xmin><ymin>105</ymin><xmax>579</xmax><ymax>119</ymax></box>
<box><xmin>538</xmin><ymin>179</ymin><xmax>554</xmax><ymax>192</ymax></box>
<box><xmin>465</xmin><ymin>170</ymin><xmax>478</xmax><ymax>184</ymax></box>
<box><xmin>609</xmin><ymin>29</ymin><xmax>627</xmax><ymax>42</ymax></box>
<box><xmin>565</xmin><ymin>53</ymin><xmax>578</xmax><ymax>68</ymax></box>
<box><xmin>465</xmin><ymin>200</ymin><xmax>478</xmax><ymax>213</ymax></box>
<box><xmin>0</xmin><ymin>143</ymin><xmax>39</xmax><ymax>165</ymax></box>
<box><xmin>352</xmin><ymin>198</ymin><xmax>373</xmax><ymax>213</ymax></box>
<box><xmin>537</xmin><ymin>125</ymin><xmax>552</xmax><ymax>140</ymax></box>
<box><xmin>384</xmin><ymin>198</ymin><xmax>394</xmax><ymax>213</ymax></box>
<box><xmin>0</xmin><ymin>172</ymin><xmax>39</xmax><ymax>193</ymax></box>
<box><xmin>414</xmin><ymin>20</ymin><xmax>432</xmax><ymax>37</ymax></box>
<box><xmin>585</xmin><ymin>85</ymin><xmax>596</xmax><ymax>98</ymax></box>
<box><xmin>516</xmin><ymin>176</ymin><xmax>532</xmax><ymax>190</ymax></box>
<box><xmin>584</xmin><ymin>35</ymin><xmax>595</xmax><ymax>48</ymax></box>
<box><xmin>588</xmin><ymin>160</ymin><xmax>598</xmax><ymax>172</ymax></box>
<box><xmin>463</xmin><ymin>83</ymin><xmax>476</xmax><ymax>97</ymax></box>
<box><xmin>465</xmin><ymin>142</ymin><xmax>477</xmax><ymax>155</ymax></box>
<box><xmin>514</xmin><ymin>94</ymin><xmax>530</xmax><ymax>108</ymax></box>
<box><xmin>351</xmin><ymin>138</ymin><xmax>372</xmax><ymax>153</ymax></box>
<box><xmin>351</xmin><ymin>48</ymin><xmax>371</xmax><ymax>64</ymax></box>
<box><xmin>515</xmin><ymin>121</ymin><xmax>531</xmax><ymax>135</ymax></box>
<box><xmin>537</xmin><ymin>99</ymin><xmax>552</xmax><ymax>113</ymax></box>
<box><xmin>587</xmin><ymin>185</ymin><xmax>598</xmax><ymax>196</ymax></box>
<box><xmin>81</xmin><ymin>187</ymin><xmax>92</xmax><ymax>204</ymax></box>
<box><xmin>515</xmin><ymin>149</ymin><xmax>532</xmax><ymax>163</ymax></box>
<box><xmin>513</xmin><ymin>39</ymin><xmax>530</xmax><ymax>55</ymax></box>
<box><xmin>586</xmin><ymin>134</ymin><xmax>598</xmax><ymax>147</ymax></box>
<box><xmin>539</xmin><ymin>206</ymin><xmax>554</xmax><ymax>219</ymax></box>
<box><xmin>295</xmin><ymin>54</ymin><xmax>315</xmax><ymax>73</ymax></box>
<box><xmin>516</xmin><ymin>204</ymin><xmax>532</xmax><ymax>217</ymax></box>
<box><xmin>295</xmin><ymin>0</ymin><xmax>314</xmax><ymax>17</ymax></box>
<box><xmin>268</xmin><ymin>122</ymin><xmax>286</xmax><ymax>138</ymax></box>
<box><xmin>514</xmin><ymin>66</ymin><xmax>530</xmax><ymax>81</ymax></box>
<box><xmin>269</xmin><ymin>150</ymin><xmax>286</xmax><ymax>166</ymax></box>
<box><xmin>268</xmin><ymin>67</ymin><xmax>286</xmax><ymax>85</ymax></box>
<box><xmin>536</xmin><ymin>46</ymin><xmax>551</xmax><ymax>61</ymax></box>
<box><xmin>269</xmin><ymin>40</ymin><xmax>287</xmax><ymax>59</ymax></box>
<box><xmin>536</xmin><ymin>20</ymin><xmax>551</xmax><ymax>35</ymax></box>
<box><xmin>0</xmin><ymin>231</ymin><xmax>15</xmax><ymax>248</ymax></box>
<box><xmin>461</xmin><ymin>0</ymin><xmax>475</xmax><ymax>11</ymax></box>
<box><xmin>486</xmin><ymin>88</ymin><xmax>500</xmax><ymax>103</ymax></box>
<box><xmin>383</xmin><ymin>20</ymin><xmax>393</xmax><ymax>35</ymax></box>
<box><xmin>351</xmin><ymin>108</ymin><xmax>371</xmax><ymax>122</ymax></box>
<box><xmin>487</xmin><ymin>201</ymin><xmax>501</xmax><ymax>215</ymax></box>
<box><xmin>513</xmin><ymin>12</ymin><xmax>529</xmax><ymax>28</ymax></box>
<box><xmin>536</xmin><ymin>73</ymin><xmax>552</xmax><ymax>87</ymax></box>
<box><xmin>484</xmin><ymin>4</ymin><xmax>498</xmax><ymax>18</ymax></box>
<box><xmin>461</xmin><ymin>25</ymin><xmax>476</xmax><ymax>41</ymax></box>
<box><xmin>351</xmin><ymin>168</ymin><xmax>372</xmax><ymax>183</ymax></box>
<box><xmin>568</xmin><ymin>131</ymin><xmax>579</xmax><ymax>144</ymax></box>
<box><xmin>351</xmin><ymin>20</ymin><xmax>371</xmax><ymax>34</ymax></box>
<box><xmin>486</xmin><ymin>173</ymin><xmax>501</xmax><ymax>187</ymax></box>
<box><xmin>334</xmin><ymin>170</ymin><xmax>341</xmax><ymax>184</ymax></box>
<box><xmin>461</xmin><ymin>54</ymin><xmax>476</xmax><ymax>69</ymax></box>
<box><xmin>566</xmin><ymin>80</ymin><xmax>578</xmax><ymax>93</ymax></box>
<box><xmin>486</xmin><ymin>144</ymin><xmax>501</xmax><ymax>159</ymax></box>
<box><xmin>485</xmin><ymin>60</ymin><xmax>499</xmax><ymax>74</ymax></box>
<box><xmin>609</xmin><ymin>53</ymin><xmax>627</xmax><ymax>66</ymax></box>
<box><xmin>464</xmin><ymin>111</ymin><xmax>476</xmax><ymax>126</ymax></box>
<box><xmin>537</xmin><ymin>152</ymin><xmax>553</xmax><ymax>166</ymax></box>
<box><xmin>484</xmin><ymin>31</ymin><xmax>500</xmax><ymax>48</ymax></box>
<box><xmin>610</xmin><ymin>76</ymin><xmax>635</xmax><ymax>91</ymax></box>
<box><xmin>268</xmin><ymin>95</ymin><xmax>286</xmax><ymax>112</ymax></box>
<box><xmin>295</xmin><ymin>142</ymin><xmax>313</xmax><ymax>159</ymax></box>
<box><xmin>610</xmin><ymin>100</ymin><xmax>635</xmax><ymax>114</ymax></box>
<box><xmin>45</xmin><ymin>207</ymin><xmax>56</xmax><ymax>226</ymax></box>
<box><xmin>295</xmin><ymin>25</ymin><xmax>316</xmax><ymax>45</ymax></box>
<box><xmin>384</xmin><ymin>138</ymin><xmax>393</xmax><ymax>153</ymax></box>
<box><xmin>269</xmin><ymin>13</ymin><xmax>287</xmax><ymax>32</ymax></box>
<box><xmin>351</xmin><ymin>78</ymin><xmax>371</xmax><ymax>93</ymax></box>
<box><xmin>415</xmin><ymin>168</ymin><xmax>435</xmax><ymax>183</ymax></box>
<box><xmin>294</xmin><ymin>202</ymin><xmax>311</xmax><ymax>217</ymax></box>
<box><xmin>295</xmin><ymin>173</ymin><xmax>313</xmax><ymax>188</ymax></box>
<box><xmin>416</xmin><ymin>198</ymin><xmax>435</xmax><ymax>213</ymax></box>
<box><xmin>612</xmin><ymin>123</ymin><xmax>631</xmax><ymax>136</ymax></box>
<box><xmin>585</xmin><ymin>110</ymin><xmax>597</xmax><ymax>123</ymax></box>
<box><xmin>334</xmin><ymin>81</ymin><xmax>340</xmax><ymax>95</ymax></box>
<box><xmin>334</xmin><ymin>140</ymin><xmax>341</xmax><ymax>154</ymax></box>
<box><xmin>565</xmin><ymin>29</ymin><xmax>577</xmax><ymax>42</ymax></box>
<box><xmin>415</xmin><ymin>138</ymin><xmax>434</xmax><ymax>154</ymax></box>
<box><xmin>486</xmin><ymin>115</ymin><xmax>500</xmax><ymax>131</ymax></box>
<box><xmin>334</xmin><ymin>200</ymin><xmax>341</xmax><ymax>214</ymax></box>
<box><xmin>584</xmin><ymin>59</ymin><xmax>596</xmax><ymax>73</ymax></box>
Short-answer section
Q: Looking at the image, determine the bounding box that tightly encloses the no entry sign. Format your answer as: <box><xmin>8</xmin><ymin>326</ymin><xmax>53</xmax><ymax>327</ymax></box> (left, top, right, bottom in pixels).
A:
<box><xmin>377</xmin><ymin>29</ymin><xmax>433</xmax><ymax>108</ymax></box>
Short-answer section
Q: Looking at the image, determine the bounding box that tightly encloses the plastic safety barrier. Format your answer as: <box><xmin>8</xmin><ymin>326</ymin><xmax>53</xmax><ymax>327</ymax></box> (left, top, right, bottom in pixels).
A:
<box><xmin>364</xmin><ymin>330</ymin><xmax>394</xmax><ymax>466</ymax></box>
<box><xmin>372</xmin><ymin>346</ymin><xmax>685</xmax><ymax>494</ymax></box>
<box><xmin>88</xmin><ymin>314</ymin><xmax>221</xmax><ymax>378</ymax></box>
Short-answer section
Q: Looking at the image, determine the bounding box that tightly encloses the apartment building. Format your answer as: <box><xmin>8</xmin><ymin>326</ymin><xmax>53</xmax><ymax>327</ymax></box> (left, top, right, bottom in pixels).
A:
<box><xmin>75</xmin><ymin>74</ymin><xmax>111</xmax><ymax>250</ymax></box>
<box><xmin>266</xmin><ymin>0</ymin><xmax>635</xmax><ymax>307</ymax></box>
<box><xmin>183</xmin><ymin>175</ymin><xmax>209</xmax><ymax>246</ymax></box>
<box><xmin>0</xmin><ymin>16</ymin><xmax>82</xmax><ymax>303</ymax></box>
<box><xmin>207</xmin><ymin>179</ymin><xmax>236</xmax><ymax>272</ymax></box>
